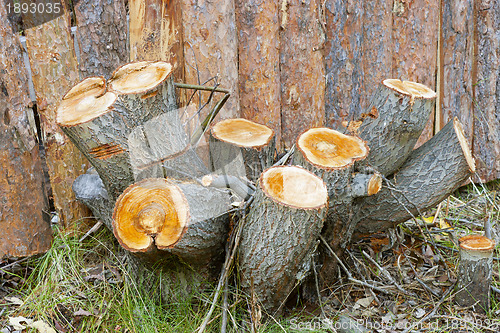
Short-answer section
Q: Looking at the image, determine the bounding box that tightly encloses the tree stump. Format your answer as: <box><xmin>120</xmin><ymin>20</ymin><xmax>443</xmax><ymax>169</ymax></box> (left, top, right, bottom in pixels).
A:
<box><xmin>239</xmin><ymin>166</ymin><xmax>328</xmax><ymax>313</ymax></box>
<box><xmin>210</xmin><ymin>118</ymin><xmax>275</xmax><ymax>182</ymax></box>
<box><xmin>455</xmin><ymin>235</ymin><xmax>495</xmax><ymax>313</ymax></box>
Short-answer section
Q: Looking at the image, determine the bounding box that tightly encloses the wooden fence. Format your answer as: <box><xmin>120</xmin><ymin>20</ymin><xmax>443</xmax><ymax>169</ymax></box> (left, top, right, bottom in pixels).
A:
<box><xmin>0</xmin><ymin>0</ymin><xmax>498</xmax><ymax>257</ymax></box>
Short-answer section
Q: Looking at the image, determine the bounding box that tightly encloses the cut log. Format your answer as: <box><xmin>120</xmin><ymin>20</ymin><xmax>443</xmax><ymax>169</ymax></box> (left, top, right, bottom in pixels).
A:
<box><xmin>455</xmin><ymin>235</ymin><xmax>495</xmax><ymax>313</ymax></box>
<box><xmin>0</xmin><ymin>3</ymin><xmax>52</xmax><ymax>258</ymax></box>
<box><xmin>57</xmin><ymin>62</ymin><xmax>206</xmax><ymax>200</ymax></box>
<box><xmin>74</xmin><ymin>0</ymin><xmax>128</xmax><ymax>77</ymax></box>
<box><xmin>239</xmin><ymin>166</ymin><xmax>328</xmax><ymax>313</ymax></box>
<box><xmin>353</xmin><ymin>118</ymin><xmax>475</xmax><ymax>238</ymax></box>
<box><xmin>24</xmin><ymin>10</ymin><xmax>91</xmax><ymax>228</ymax></box>
<box><xmin>356</xmin><ymin>79</ymin><xmax>436</xmax><ymax>176</ymax></box>
<box><xmin>293</xmin><ymin>127</ymin><xmax>375</xmax><ymax>284</ymax></box>
<box><xmin>113</xmin><ymin>178</ymin><xmax>231</xmax><ymax>268</ymax></box>
<box><xmin>210</xmin><ymin>118</ymin><xmax>275</xmax><ymax>183</ymax></box>
<box><xmin>235</xmin><ymin>0</ymin><xmax>281</xmax><ymax>145</ymax></box>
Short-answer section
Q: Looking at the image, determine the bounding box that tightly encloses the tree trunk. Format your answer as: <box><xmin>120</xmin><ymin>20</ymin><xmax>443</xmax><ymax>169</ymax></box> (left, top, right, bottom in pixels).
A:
<box><xmin>74</xmin><ymin>0</ymin><xmax>129</xmax><ymax>78</ymax></box>
<box><xmin>455</xmin><ymin>234</ymin><xmax>495</xmax><ymax>314</ymax></box>
<box><xmin>235</xmin><ymin>0</ymin><xmax>281</xmax><ymax>145</ymax></box>
<box><xmin>279</xmin><ymin>0</ymin><xmax>325</xmax><ymax>148</ymax></box>
<box><xmin>356</xmin><ymin>79</ymin><xmax>436</xmax><ymax>176</ymax></box>
<box><xmin>23</xmin><ymin>10</ymin><xmax>91</xmax><ymax>229</ymax></box>
<box><xmin>353</xmin><ymin>118</ymin><xmax>475</xmax><ymax>238</ymax></box>
<box><xmin>0</xmin><ymin>2</ymin><xmax>52</xmax><ymax>258</ymax></box>
<box><xmin>239</xmin><ymin>166</ymin><xmax>328</xmax><ymax>313</ymax></box>
<box><xmin>210</xmin><ymin>118</ymin><xmax>275</xmax><ymax>183</ymax></box>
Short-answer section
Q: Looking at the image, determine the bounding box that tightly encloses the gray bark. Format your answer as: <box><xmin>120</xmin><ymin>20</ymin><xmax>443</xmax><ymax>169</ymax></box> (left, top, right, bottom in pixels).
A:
<box><xmin>356</xmin><ymin>82</ymin><xmax>436</xmax><ymax>176</ymax></box>
<box><xmin>353</xmin><ymin>118</ymin><xmax>475</xmax><ymax>237</ymax></box>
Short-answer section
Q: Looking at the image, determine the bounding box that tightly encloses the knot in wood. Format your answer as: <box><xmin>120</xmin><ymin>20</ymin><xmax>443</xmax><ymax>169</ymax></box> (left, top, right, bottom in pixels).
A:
<box><xmin>134</xmin><ymin>202</ymin><xmax>166</xmax><ymax>235</ymax></box>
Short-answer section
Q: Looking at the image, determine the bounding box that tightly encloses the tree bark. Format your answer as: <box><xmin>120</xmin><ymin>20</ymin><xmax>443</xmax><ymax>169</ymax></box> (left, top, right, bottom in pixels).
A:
<box><xmin>455</xmin><ymin>234</ymin><xmax>495</xmax><ymax>314</ymax></box>
<box><xmin>356</xmin><ymin>79</ymin><xmax>436</xmax><ymax>176</ymax></box>
<box><xmin>353</xmin><ymin>118</ymin><xmax>475</xmax><ymax>238</ymax></box>
<box><xmin>0</xmin><ymin>2</ymin><xmax>52</xmax><ymax>258</ymax></box>
<box><xmin>473</xmin><ymin>0</ymin><xmax>500</xmax><ymax>183</ymax></box>
<box><xmin>74</xmin><ymin>0</ymin><xmax>129</xmax><ymax>78</ymax></box>
<box><xmin>23</xmin><ymin>10</ymin><xmax>91</xmax><ymax>228</ymax></box>
<box><xmin>235</xmin><ymin>0</ymin><xmax>281</xmax><ymax>145</ymax></box>
<box><xmin>239</xmin><ymin>166</ymin><xmax>328</xmax><ymax>313</ymax></box>
<box><xmin>279</xmin><ymin>0</ymin><xmax>325</xmax><ymax>148</ymax></box>
<box><xmin>440</xmin><ymin>0</ymin><xmax>475</xmax><ymax>144</ymax></box>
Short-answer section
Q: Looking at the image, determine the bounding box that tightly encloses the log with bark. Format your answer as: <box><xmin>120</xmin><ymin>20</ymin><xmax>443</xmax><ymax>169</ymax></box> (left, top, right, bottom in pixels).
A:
<box><xmin>239</xmin><ymin>165</ymin><xmax>328</xmax><ymax>313</ymax></box>
<box><xmin>354</xmin><ymin>79</ymin><xmax>437</xmax><ymax>176</ymax></box>
<box><xmin>113</xmin><ymin>178</ymin><xmax>231</xmax><ymax>270</ymax></box>
<box><xmin>293</xmin><ymin>127</ymin><xmax>380</xmax><ymax>283</ymax></box>
<box><xmin>353</xmin><ymin>117</ymin><xmax>475</xmax><ymax>239</ymax></box>
<box><xmin>455</xmin><ymin>234</ymin><xmax>495</xmax><ymax>313</ymax></box>
<box><xmin>210</xmin><ymin>118</ymin><xmax>275</xmax><ymax>183</ymax></box>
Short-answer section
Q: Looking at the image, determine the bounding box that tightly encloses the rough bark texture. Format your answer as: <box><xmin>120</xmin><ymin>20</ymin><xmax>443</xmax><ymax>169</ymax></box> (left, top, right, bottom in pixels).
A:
<box><xmin>239</xmin><ymin>166</ymin><xmax>328</xmax><ymax>313</ymax></box>
<box><xmin>75</xmin><ymin>0</ymin><xmax>129</xmax><ymax>78</ymax></box>
<box><xmin>357</xmin><ymin>80</ymin><xmax>436</xmax><ymax>176</ymax></box>
<box><xmin>473</xmin><ymin>1</ymin><xmax>500</xmax><ymax>182</ymax></box>
<box><xmin>235</xmin><ymin>0</ymin><xmax>281</xmax><ymax>145</ymax></box>
<box><xmin>353</xmin><ymin>118</ymin><xmax>475</xmax><ymax>237</ymax></box>
<box><xmin>455</xmin><ymin>235</ymin><xmax>494</xmax><ymax>313</ymax></box>
<box><xmin>24</xmin><ymin>12</ymin><xmax>91</xmax><ymax>228</ymax></box>
<box><xmin>0</xmin><ymin>3</ymin><xmax>52</xmax><ymax>258</ymax></box>
<box><xmin>182</xmin><ymin>0</ymin><xmax>240</xmax><ymax>119</ymax></box>
<box><xmin>280</xmin><ymin>0</ymin><xmax>325</xmax><ymax>148</ymax></box>
<box><xmin>324</xmin><ymin>1</ymin><xmax>364</xmax><ymax>129</ymax></box>
<box><xmin>392</xmin><ymin>0</ymin><xmax>439</xmax><ymax>147</ymax></box>
<box><xmin>441</xmin><ymin>0</ymin><xmax>475</xmax><ymax>143</ymax></box>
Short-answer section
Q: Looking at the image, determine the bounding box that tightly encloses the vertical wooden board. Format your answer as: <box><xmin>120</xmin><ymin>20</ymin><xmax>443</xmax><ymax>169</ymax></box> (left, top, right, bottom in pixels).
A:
<box><xmin>392</xmin><ymin>0</ymin><xmax>439</xmax><ymax>147</ymax></box>
<box><xmin>182</xmin><ymin>0</ymin><xmax>240</xmax><ymax>119</ymax></box>
<box><xmin>24</xmin><ymin>11</ymin><xmax>91</xmax><ymax>228</ymax></box>
<box><xmin>280</xmin><ymin>0</ymin><xmax>325</xmax><ymax>148</ymax></box>
<box><xmin>129</xmin><ymin>0</ymin><xmax>184</xmax><ymax>76</ymax></box>
<box><xmin>361</xmin><ymin>0</ymin><xmax>393</xmax><ymax>106</ymax></box>
<box><xmin>324</xmin><ymin>0</ymin><xmax>364</xmax><ymax>129</ymax></box>
<box><xmin>75</xmin><ymin>0</ymin><xmax>129</xmax><ymax>78</ymax></box>
<box><xmin>441</xmin><ymin>0</ymin><xmax>475</xmax><ymax>143</ymax></box>
<box><xmin>473</xmin><ymin>0</ymin><xmax>500</xmax><ymax>182</ymax></box>
<box><xmin>235</xmin><ymin>0</ymin><xmax>281</xmax><ymax>145</ymax></box>
<box><xmin>0</xmin><ymin>1</ymin><xmax>52</xmax><ymax>257</ymax></box>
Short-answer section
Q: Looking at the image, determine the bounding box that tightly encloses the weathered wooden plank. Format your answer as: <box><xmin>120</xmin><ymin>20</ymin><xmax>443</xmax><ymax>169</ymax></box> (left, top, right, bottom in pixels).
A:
<box><xmin>74</xmin><ymin>0</ymin><xmax>128</xmax><ymax>77</ymax></box>
<box><xmin>0</xmin><ymin>0</ymin><xmax>52</xmax><ymax>257</ymax></box>
<box><xmin>235</xmin><ymin>0</ymin><xmax>281</xmax><ymax>146</ymax></box>
<box><xmin>129</xmin><ymin>0</ymin><xmax>184</xmax><ymax>75</ymax></box>
<box><xmin>324</xmin><ymin>1</ymin><xmax>364</xmax><ymax>129</ymax></box>
<box><xmin>440</xmin><ymin>0</ymin><xmax>475</xmax><ymax>144</ymax></box>
<box><xmin>23</xmin><ymin>6</ymin><xmax>91</xmax><ymax>228</ymax></box>
<box><xmin>280</xmin><ymin>0</ymin><xmax>325</xmax><ymax>148</ymax></box>
<box><xmin>473</xmin><ymin>0</ymin><xmax>500</xmax><ymax>182</ymax></box>
<box><xmin>182</xmin><ymin>0</ymin><xmax>240</xmax><ymax>119</ymax></box>
<box><xmin>392</xmin><ymin>0</ymin><xmax>439</xmax><ymax>147</ymax></box>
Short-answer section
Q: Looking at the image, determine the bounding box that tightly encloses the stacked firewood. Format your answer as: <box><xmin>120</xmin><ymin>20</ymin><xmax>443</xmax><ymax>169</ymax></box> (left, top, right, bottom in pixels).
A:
<box><xmin>57</xmin><ymin>61</ymin><xmax>475</xmax><ymax>313</ymax></box>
